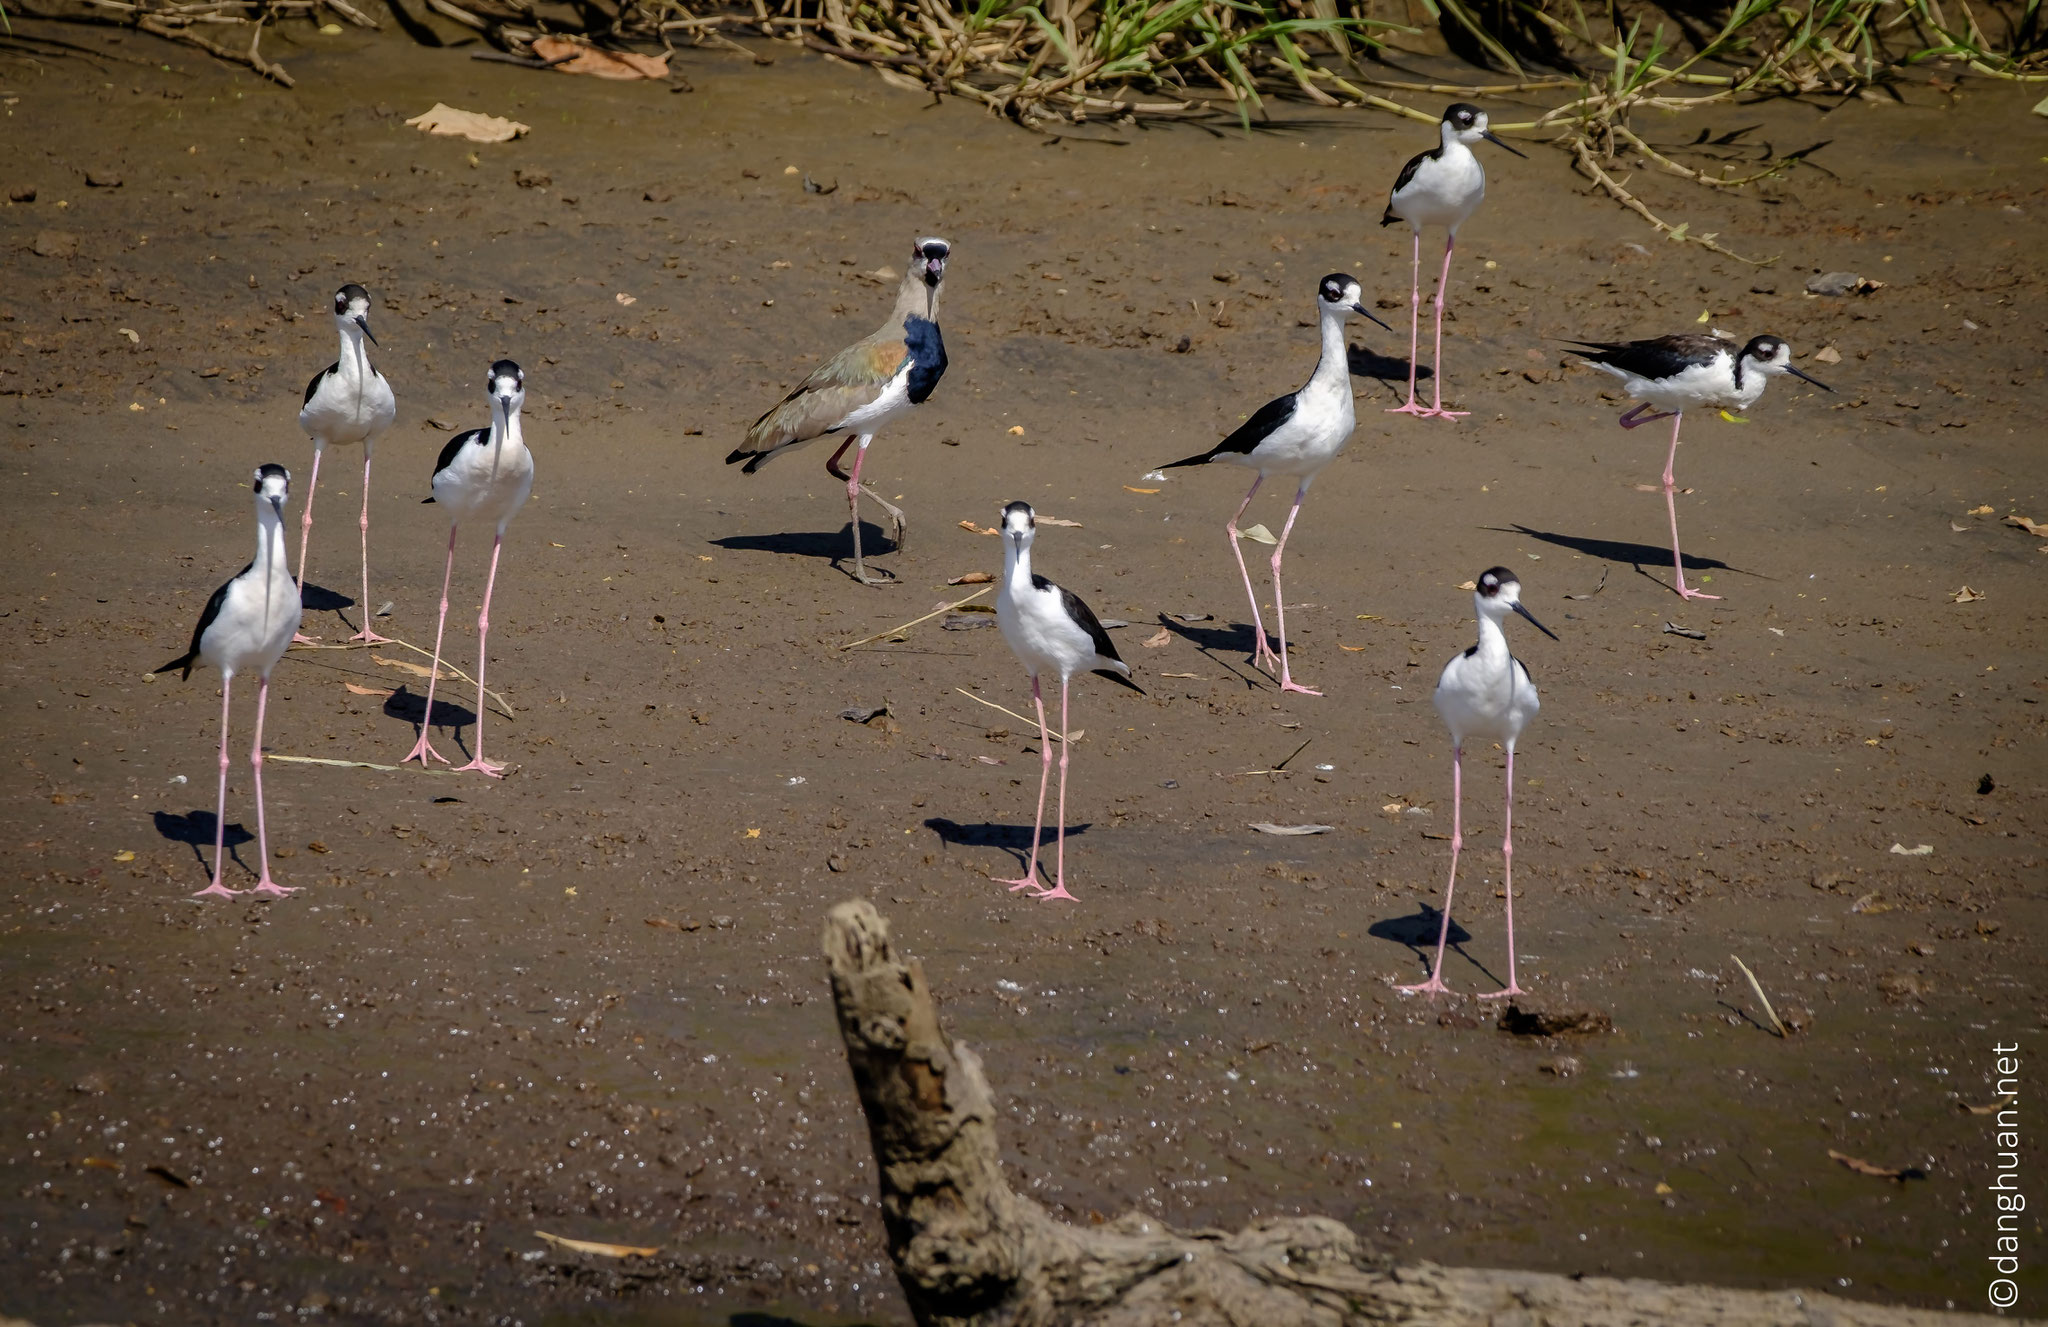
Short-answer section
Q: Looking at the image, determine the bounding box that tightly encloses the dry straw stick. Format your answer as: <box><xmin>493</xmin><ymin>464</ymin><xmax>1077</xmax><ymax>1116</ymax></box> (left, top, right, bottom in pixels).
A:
<box><xmin>1730</xmin><ymin>954</ymin><xmax>1788</xmax><ymax>1037</ymax></box>
<box><xmin>955</xmin><ymin>688</ymin><xmax>1079</xmax><ymax>743</ymax></box>
<box><xmin>838</xmin><ymin>585</ymin><xmax>991</xmax><ymax>651</ymax></box>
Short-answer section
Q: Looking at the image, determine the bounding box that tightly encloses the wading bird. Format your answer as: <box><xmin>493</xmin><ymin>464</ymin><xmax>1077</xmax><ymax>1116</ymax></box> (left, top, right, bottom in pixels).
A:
<box><xmin>1567</xmin><ymin>332</ymin><xmax>1833</xmax><ymax>600</ymax></box>
<box><xmin>155</xmin><ymin>465</ymin><xmax>302</xmax><ymax>900</ymax></box>
<box><xmin>1400</xmin><ymin>567</ymin><xmax>1555</xmax><ymax>997</ymax></box>
<box><xmin>1381</xmin><ymin>104</ymin><xmax>1523</xmax><ymax>419</ymax></box>
<box><xmin>994</xmin><ymin>501</ymin><xmax>1143</xmax><ymax>902</ymax></box>
<box><xmin>404</xmin><ymin>360</ymin><xmax>534</xmax><ymax>777</ymax></box>
<box><xmin>726</xmin><ymin>237</ymin><xmax>950</xmax><ymax>586</ymax></box>
<box><xmin>297</xmin><ymin>283</ymin><xmax>397</xmax><ymax>641</ymax></box>
<box><xmin>1160</xmin><ymin>273</ymin><xmax>1386</xmax><ymax>695</ymax></box>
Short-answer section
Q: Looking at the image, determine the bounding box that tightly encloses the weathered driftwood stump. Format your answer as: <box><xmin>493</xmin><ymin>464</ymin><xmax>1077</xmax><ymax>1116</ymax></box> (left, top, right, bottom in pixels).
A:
<box><xmin>822</xmin><ymin>900</ymin><xmax>1998</xmax><ymax>1327</ymax></box>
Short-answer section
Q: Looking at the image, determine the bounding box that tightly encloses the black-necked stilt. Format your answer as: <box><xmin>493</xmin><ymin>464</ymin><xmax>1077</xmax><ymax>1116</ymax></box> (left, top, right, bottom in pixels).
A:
<box><xmin>1568</xmin><ymin>332</ymin><xmax>1833</xmax><ymax>601</ymax></box>
<box><xmin>1381</xmin><ymin>104</ymin><xmax>1523</xmax><ymax>420</ymax></box>
<box><xmin>1400</xmin><ymin>567</ymin><xmax>1555</xmax><ymax>998</ymax></box>
<box><xmin>296</xmin><ymin>283</ymin><xmax>398</xmax><ymax>642</ymax></box>
<box><xmin>994</xmin><ymin>501</ymin><xmax>1143</xmax><ymax>902</ymax></box>
<box><xmin>726</xmin><ymin>237</ymin><xmax>950</xmax><ymax>586</ymax></box>
<box><xmin>403</xmin><ymin>360</ymin><xmax>534</xmax><ymax>777</ymax></box>
<box><xmin>1160</xmin><ymin>273</ymin><xmax>1387</xmax><ymax>696</ymax></box>
<box><xmin>155</xmin><ymin>464</ymin><xmax>303</xmax><ymax>900</ymax></box>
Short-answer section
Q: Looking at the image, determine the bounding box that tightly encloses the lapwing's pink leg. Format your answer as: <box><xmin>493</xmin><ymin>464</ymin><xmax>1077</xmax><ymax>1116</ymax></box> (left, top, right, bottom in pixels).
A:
<box><xmin>1398</xmin><ymin>744</ymin><xmax>1462</xmax><ymax>994</ymax></box>
<box><xmin>996</xmin><ymin>676</ymin><xmax>1053</xmax><ymax>892</ymax></box>
<box><xmin>192</xmin><ymin>678</ymin><xmax>240</xmax><ymax>900</ymax></box>
<box><xmin>403</xmin><ymin>526</ymin><xmax>458</xmax><ymax>767</ymax></box>
<box><xmin>837</xmin><ymin>434</ymin><xmax>897</xmax><ymax>586</ymax></box>
<box><xmin>1479</xmin><ymin>747</ymin><xmax>1524</xmax><ymax>999</ymax></box>
<box><xmin>1659</xmin><ymin>411</ymin><xmax>1720</xmax><ymax>601</ymax></box>
<box><xmin>452</xmin><ymin>532</ymin><xmax>508</xmax><ymax>777</ymax></box>
<box><xmin>1386</xmin><ymin>228</ymin><xmax>1429</xmax><ymax>416</ymax></box>
<box><xmin>1268</xmin><ymin>479</ymin><xmax>1320</xmax><ymax>697</ymax></box>
<box><xmin>1223</xmin><ymin>474</ymin><xmax>1280</xmax><ymax>673</ymax></box>
<box><xmin>348</xmin><ymin>443</ymin><xmax>391</xmax><ymax>644</ymax></box>
<box><xmin>1422</xmin><ymin>235</ymin><xmax>1469</xmax><ymax>420</ymax></box>
<box><xmin>244</xmin><ymin>674</ymin><xmax>297</xmax><ymax>898</ymax></box>
<box><xmin>291</xmin><ymin>446</ymin><xmax>325</xmax><ymax>644</ymax></box>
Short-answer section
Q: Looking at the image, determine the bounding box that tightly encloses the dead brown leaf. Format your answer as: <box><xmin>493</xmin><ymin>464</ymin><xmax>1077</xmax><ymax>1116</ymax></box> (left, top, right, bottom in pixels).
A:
<box><xmin>344</xmin><ymin>681</ymin><xmax>395</xmax><ymax>698</ymax></box>
<box><xmin>2004</xmin><ymin>514</ymin><xmax>2048</xmax><ymax>537</ymax></box>
<box><xmin>958</xmin><ymin>520</ymin><xmax>998</xmax><ymax>536</ymax></box>
<box><xmin>372</xmin><ymin>654</ymin><xmax>450</xmax><ymax>681</ymax></box>
<box><xmin>1037</xmin><ymin>515</ymin><xmax>1083</xmax><ymax>527</ymax></box>
<box><xmin>948</xmin><ymin>571</ymin><xmax>995</xmax><ymax>585</ymax></box>
<box><xmin>1123</xmin><ymin>486</ymin><xmax>1161</xmax><ymax>494</ymax></box>
<box><xmin>1141</xmin><ymin>628</ymin><xmax>1172</xmax><ymax>648</ymax></box>
<box><xmin>531</xmin><ymin>36</ymin><xmax>671</xmax><ymax>80</ymax></box>
<box><xmin>404</xmin><ymin>103</ymin><xmax>530</xmax><ymax>143</ymax></box>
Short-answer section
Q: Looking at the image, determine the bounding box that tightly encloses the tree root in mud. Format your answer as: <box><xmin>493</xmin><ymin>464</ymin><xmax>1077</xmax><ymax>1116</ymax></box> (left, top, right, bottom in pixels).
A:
<box><xmin>821</xmin><ymin>897</ymin><xmax>1991</xmax><ymax>1327</ymax></box>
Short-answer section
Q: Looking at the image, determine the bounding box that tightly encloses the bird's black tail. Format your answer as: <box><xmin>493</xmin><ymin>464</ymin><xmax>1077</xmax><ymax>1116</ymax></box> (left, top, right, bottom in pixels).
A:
<box><xmin>1157</xmin><ymin>449</ymin><xmax>1215</xmax><ymax>471</ymax></box>
<box><xmin>1096</xmin><ymin>668</ymin><xmax>1146</xmax><ymax>696</ymax></box>
<box><xmin>154</xmin><ymin>652</ymin><xmax>197</xmax><ymax>680</ymax></box>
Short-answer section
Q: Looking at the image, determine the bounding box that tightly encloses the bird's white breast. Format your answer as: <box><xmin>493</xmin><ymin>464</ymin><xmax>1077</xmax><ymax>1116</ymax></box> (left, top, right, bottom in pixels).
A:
<box><xmin>201</xmin><ymin>563</ymin><xmax>301</xmax><ymax>678</ymax></box>
<box><xmin>435</xmin><ymin>435</ymin><xmax>535</xmax><ymax>528</ymax></box>
<box><xmin>1391</xmin><ymin>147</ymin><xmax>1486</xmax><ymax>229</ymax></box>
<box><xmin>301</xmin><ymin>365</ymin><xmax>396</xmax><ymax>447</ymax></box>
<box><xmin>998</xmin><ymin>580</ymin><xmax>1094</xmax><ymax>681</ymax></box>
<box><xmin>1248</xmin><ymin>378</ymin><xmax>1355</xmax><ymax>476</ymax></box>
<box><xmin>1432</xmin><ymin>649</ymin><xmax>1539</xmax><ymax>746</ymax></box>
<box><xmin>1599</xmin><ymin>354</ymin><xmax>1740</xmax><ymax>412</ymax></box>
<box><xmin>832</xmin><ymin>362</ymin><xmax>915</xmax><ymax>437</ymax></box>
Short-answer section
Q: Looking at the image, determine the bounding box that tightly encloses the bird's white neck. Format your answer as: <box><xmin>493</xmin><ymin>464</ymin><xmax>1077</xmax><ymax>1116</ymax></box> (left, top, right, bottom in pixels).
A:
<box><xmin>335</xmin><ymin>321</ymin><xmax>374</xmax><ymax>385</ymax></box>
<box><xmin>489</xmin><ymin>399</ymin><xmax>526</xmax><ymax>456</ymax></box>
<box><xmin>1002</xmin><ymin>534</ymin><xmax>1034</xmax><ymax>590</ymax></box>
<box><xmin>1473</xmin><ymin>605</ymin><xmax>1511</xmax><ymax>664</ymax></box>
<box><xmin>1312</xmin><ymin>302</ymin><xmax>1352</xmax><ymax>389</ymax></box>
<box><xmin>254</xmin><ymin>498</ymin><xmax>288</xmax><ymax>574</ymax></box>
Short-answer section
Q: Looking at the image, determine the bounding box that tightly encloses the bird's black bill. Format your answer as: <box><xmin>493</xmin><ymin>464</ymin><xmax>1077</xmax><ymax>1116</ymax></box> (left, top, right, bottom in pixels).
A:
<box><xmin>1789</xmin><ymin>366</ymin><xmax>1834</xmax><ymax>391</ymax></box>
<box><xmin>355</xmin><ymin>315</ymin><xmax>378</xmax><ymax>346</ymax></box>
<box><xmin>1351</xmin><ymin>302</ymin><xmax>1393</xmax><ymax>332</ymax></box>
<box><xmin>1513</xmin><ymin>600</ymin><xmax>1559</xmax><ymax>640</ymax></box>
<box><xmin>1482</xmin><ymin>130</ymin><xmax>1528</xmax><ymax>158</ymax></box>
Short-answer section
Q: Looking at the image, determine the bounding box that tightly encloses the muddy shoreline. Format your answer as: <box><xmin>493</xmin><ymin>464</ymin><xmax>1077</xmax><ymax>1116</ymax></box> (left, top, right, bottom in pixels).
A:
<box><xmin>2</xmin><ymin>22</ymin><xmax>2044</xmax><ymax>1325</ymax></box>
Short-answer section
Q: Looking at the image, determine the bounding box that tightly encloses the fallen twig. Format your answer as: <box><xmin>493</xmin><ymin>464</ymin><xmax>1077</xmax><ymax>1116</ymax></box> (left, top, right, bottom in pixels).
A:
<box><xmin>955</xmin><ymin>687</ymin><xmax>1079</xmax><ymax>743</ymax></box>
<box><xmin>839</xmin><ymin>586</ymin><xmax>991</xmax><ymax>650</ymax></box>
<box><xmin>269</xmin><ymin>754</ymin><xmax>452</xmax><ymax>774</ymax></box>
<box><xmin>1729</xmin><ymin>953</ymin><xmax>1787</xmax><ymax>1037</ymax></box>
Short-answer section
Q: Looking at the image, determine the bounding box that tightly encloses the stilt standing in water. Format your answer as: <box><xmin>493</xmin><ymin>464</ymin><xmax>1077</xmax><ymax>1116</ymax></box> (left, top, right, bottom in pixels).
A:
<box><xmin>1159</xmin><ymin>273</ymin><xmax>1386</xmax><ymax>695</ymax></box>
<box><xmin>404</xmin><ymin>360</ymin><xmax>534</xmax><ymax>777</ymax></box>
<box><xmin>155</xmin><ymin>465</ymin><xmax>303</xmax><ymax>899</ymax></box>
<box><xmin>296</xmin><ymin>283</ymin><xmax>397</xmax><ymax>641</ymax></box>
<box><xmin>1400</xmin><ymin>568</ymin><xmax>1555</xmax><ymax>997</ymax></box>
<box><xmin>1380</xmin><ymin>105</ymin><xmax>1523</xmax><ymax>419</ymax></box>
<box><xmin>1567</xmin><ymin>332</ymin><xmax>1833</xmax><ymax>600</ymax></box>
<box><xmin>993</xmin><ymin>501</ymin><xmax>1143</xmax><ymax>902</ymax></box>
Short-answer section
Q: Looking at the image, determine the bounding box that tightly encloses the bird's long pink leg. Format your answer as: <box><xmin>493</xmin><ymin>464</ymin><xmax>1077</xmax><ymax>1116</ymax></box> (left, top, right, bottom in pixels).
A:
<box><xmin>1223</xmin><ymin>474</ymin><xmax>1279</xmax><ymax>672</ymax></box>
<box><xmin>1398</xmin><ymin>743</ymin><xmax>1461</xmax><ymax>993</ymax></box>
<box><xmin>996</xmin><ymin>675</ymin><xmax>1053</xmax><ymax>892</ymax></box>
<box><xmin>1422</xmin><ymin>234</ymin><xmax>1469</xmax><ymax>420</ymax></box>
<box><xmin>1479</xmin><ymin>747</ymin><xmax>1523</xmax><ymax>999</ymax></box>
<box><xmin>192</xmin><ymin>678</ymin><xmax>239</xmax><ymax>899</ymax></box>
<box><xmin>1387</xmin><ymin>227</ymin><xmax>1427</xmax><ymax>416</ymax></box>
<box><xmin>348</xmin><ymin>443</ymin><xmax>390</xmax><ymax>644</ymax></box>
<box><xmin>403</xmin><ymin>526</ymin><xmax>458</xmax><ymax>766</ymax></box>
<box><xmin>1026</xmin><ymin>678</ymin><xmax>1078</xmax><ymax>903</ymax></box>
<box><xmin>842</xmin><ymin>435</ymin><xmax>895</xmax><ymax>587</ymax></box>
<box><xmin>1660</xmin><ymin>411</ymin><xmax>1720</xmax><ymax>601</ymax></box>
<box><xmin>244</xmin><ymin>673</ymin><xmax>297</xmax><ymax>898</ymax></box>
<box><xmin>291</xmin><ymin>446</ymin><xmax>325</xmax><ymax>644</ymax></box>
<box><xmin>1269</xmin><ymin>479</ymin><xmax>1319</xmax><ymax>697</ymax></box>
<box><xmin>1618</xmin><ymin>403</ymin><xmax>1674</xmax><ymax>430</ymax></box>
<box><xmin>453</xmin><ymin>531</ymin><xmax>508</xmax><ymax>776</ymax></box>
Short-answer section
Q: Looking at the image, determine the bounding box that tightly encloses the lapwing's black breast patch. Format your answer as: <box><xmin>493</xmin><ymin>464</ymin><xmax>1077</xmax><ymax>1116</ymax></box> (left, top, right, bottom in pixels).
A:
<box><xmin>903</xmin><ymin>315</ymin><xmax>947</xmax><ymax>405</ymax></box>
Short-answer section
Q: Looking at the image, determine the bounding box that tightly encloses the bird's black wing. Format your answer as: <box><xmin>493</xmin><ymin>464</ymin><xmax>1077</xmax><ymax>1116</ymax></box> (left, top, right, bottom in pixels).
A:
<box><xmin>1036</xmin><ymin>575</ymin><xmax>1146</xmax><ymax>694</ymax></box>
<box><xmin>903</xmin><ymin>315</ymin><xmax>947</xmax><ymax>405</ymax></box>
<box><xmin>1564</xmin><ymin>334</ymin><xmax>1730</xmax><ymax>380</ymax></box>
<box><xmin>423</xmin><ymin>428</ymin><xmax>485</xmax><ymax>503</ymax></box>
<box><xmin>157</xmin><ymin>563</ymin><xmax>247</xmax><ymax>679</ymax></box>
<box><xmin>1381</xmin><ymin>147</ymin><xmax>1436</xmax><ymax>226</ymax></box>
<box><xmin>303</xmin><ymin>364</ymin><xmax>336</xmax><ymax>407</ymax></box>
<box><xmin>1160</xmin><ymin>392</ymin><xmax>1297</xmax><ymax>470</ymax></box>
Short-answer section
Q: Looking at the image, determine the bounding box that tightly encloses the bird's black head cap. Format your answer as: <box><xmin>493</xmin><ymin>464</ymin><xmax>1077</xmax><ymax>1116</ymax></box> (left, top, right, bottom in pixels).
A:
<box><xmin>1477</xmin><ymin>566</ymin><xmax>1518</xmax><ymax>598</ymax></box>
<box><xmin>1444</xmin><ymin>103</ymin><xmax>1483</xmax><ymax>129</ymax></box>
<box><xmin>1001</xmin><ymin>499</ymin><xmax>1035</xmax><ymax>529</ymax></box>
<box><xmin>334</xmin><ymin>283</ymin><xmax>371</xmax><ymax>313</ymax></box>
<box><xmin>489</xmin><ymin>358</ymin><xmax>524</xmax><ymax>386</ymax></box>
<box><xmin>1318</xmin><ymin>272</ymin><xmax>1357</xmax><ymax>304</ymax></box>
<box><xmin>253</xmin><ymin>462</ymin><xmax>290</xmax><ymax>491</ymax></box>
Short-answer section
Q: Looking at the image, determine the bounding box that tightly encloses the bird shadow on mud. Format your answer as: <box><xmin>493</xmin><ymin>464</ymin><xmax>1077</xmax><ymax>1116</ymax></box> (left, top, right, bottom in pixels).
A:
<box><xmin>152</xmin><ymin>809</ymin><xmax>252</xmax><ymax>874</ymax></box>
<box><xmin>709</xmin><ymin>520</ymin><xmax>896</xmax><ymax>565</ymax></box>
<box><xmin>1348</xmin><ymin>343</ymin><xmax>1429</xmax><ymax>389</ymax></box>
<box><xmin>1154</xmin><ymin>615</ymin><xmax>1267</xmax><ymax>690</ymax></box>
<box><xmin>924</xmin><ymin>817</ymin><xmax>1094</xmax><ymax>874</ymax></box>
<box><xmin>383</xmin><ymin>687</ymin><xmax>478</xmax><ymax>757</ymax></box>
<box><xmin>298</xmin><ymin>579</ymin><xmax>355</xmax><ymax>614</ymax></box>
<box><xmin>1493</xmin><ymin>524</ymin><xmax>1766</xmax><ymax>588</ymax></box>
<box><xmin>1371</xmin><ymin>904</ymin><xmax>1503</xmax><ymax>989</ymax></box>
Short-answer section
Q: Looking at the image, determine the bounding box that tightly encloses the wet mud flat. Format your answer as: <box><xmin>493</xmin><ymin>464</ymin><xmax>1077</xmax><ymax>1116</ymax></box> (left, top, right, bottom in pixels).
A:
<box><xmin>1</xmin><ymin>23</ymin><xmax>2045</xmax><ymax>1326</ymax></box>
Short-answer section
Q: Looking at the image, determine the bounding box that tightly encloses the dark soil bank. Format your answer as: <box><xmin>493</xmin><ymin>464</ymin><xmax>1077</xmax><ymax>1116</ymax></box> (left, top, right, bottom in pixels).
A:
<box><xmin>1</xmin><ymin>22</ymin><xmax>2044</xmax><ymax>1326</ymax></box>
